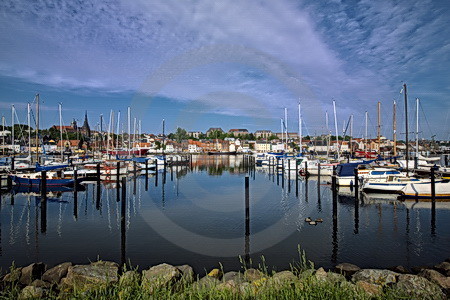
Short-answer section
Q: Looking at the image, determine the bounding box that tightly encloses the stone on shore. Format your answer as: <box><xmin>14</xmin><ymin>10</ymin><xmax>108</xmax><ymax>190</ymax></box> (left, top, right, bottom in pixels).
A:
<box><xmin>31</xmin><ymin>279</ymin><xmax>53</xmax><ymax>289</ymax></box>
<box><xmin>18</xmin><ymin>286</ymin><xmax>46</xmax><ymax>300</ymax></box>
<box><xmin>418</xmin><ymin>269</ymin><xmax>450</xmax><ymax>293</ymax></box>
<box><xmin>60</xmin><ymin>261</ymin><xmax>119</xmax><ymax>291</ymax></box>
<box><xmin>356</xmin><ymin>281</ymin><xmax>382</xmax><ymax>296</ymax></box>
<box><xmin>3</xmin><ymin>267</ymin><xmax>23</xmax><ymax>283</ymax></box>
<box><xmin>42</xmin><ymin>262</ymin><xmax>72</xmax><ymax>284</ymax></box>
<box><xmin>395</xmin><ymin>274</ymin><xmax>445</xmax><ymax>300</ymax></box>
<box><xmin>19</xmin><ymin>263</ymin><xmax>46</xmax><ymax>285</ymax></box>
<box><xmin>334</xmin><ymin>263</ymin><xmax>360</xmax><ymax>277</ymax></box>
<box><xmin>119</xmin><ymin>270</ymin><xmax>141</xmax><ymax>287</ymax></box>
<box><xmin>434</xmin><ymin>262</ymin><xmax>450</xmax><ymax>277</ymax></box>
<box><xmin>244</xmin><ymin>268</ymin><xmax>266</xmax><ymax>282</ymax></box>
<box><xmin>176</xmin><ymin>265</ymin><xmax>195</xmax><ymax>284</ymax></box>
<box><xmin>264</xmin><ymin>270</ymin><xmax>300</xmax><ymax>289</ymax></box>
<box><xmin>314</xmin><ymin>267</ymin><xmax>345</xmax><ymax>284</ymax></box>
<box><xmin>141</xmin><ymin>263</ymin><xmax>181</xmax><ymax>294</ymax></box>
<box><xmin>388</xmin><ymin>265</ymin><xmax>410</xmax><ymax>274</ymax></box>
<box><xmin>352</xmin><ymin>269</ymin><xmax>399</xmax><ymax>286</ymax></box>
<box><xmin>222</xmin><ymin>271</ymin><xmax>245</xmax><ymax>284</ymax></box>
<box><xmin>207</xmin><ymin>268</ymin><xmax>222</xmax><ymax>279</ymax></box>
<box><xmin>194</xmin><ymin>275</ymin><xmax>220</xmax><ymax>289</ymax></box>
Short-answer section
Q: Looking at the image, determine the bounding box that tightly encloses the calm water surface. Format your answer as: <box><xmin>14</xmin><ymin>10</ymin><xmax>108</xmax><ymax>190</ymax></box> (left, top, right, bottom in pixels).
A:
<box><xmin>1</xmin><ymin>155</ymin><xmax>449</xmax><ymax>274</ymax></box>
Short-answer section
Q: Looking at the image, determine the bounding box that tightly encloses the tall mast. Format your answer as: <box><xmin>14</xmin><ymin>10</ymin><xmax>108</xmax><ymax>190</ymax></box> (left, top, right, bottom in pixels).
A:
<box><xmin>377</xmin><ymin>101</ymin><xmax>381</xmax><ymax>155</ymax></box>
<box><xmin>350</xmin><ymin>114</ymin><xmax>353</xmax><ymax>158</ymax></box>
<box><xmin>326</xmin><ymin>111</ymin><xmax>329</xmax><ymax>157</ymax></box>
<box><xmin>333</xmin><ymin>100</ymin><xmax>339</xmax><ymax>160</ymax></box>
<box><xmin>393</xmin><ymin>100</ymin><xmax>397</xmax><ymax>156</ymax></box>
<box><xmin>416</xmin><ymin>98</ymin><xmax>419</xmax><ymax>158</ymax></box>
<box><xmin>133</xmin><ymin>117</ymin><xmax>137</xmax><ymax>153</ymax></box>
<box><xmin>280</xmin><ymin>118</ymin><xmax>284</xmax><ymax>151</ymax></box>
<box><xmin>27</xmin><ymin>103</ymin><xmax>31</xmax><ymax>159</ymax></box>
<box><xmin>127</xmin><ymin>107</ymin><xmax>131</xmax><ymax>156</ymax></box>
<box><xmin>284</xmin><ymin>107</ymin><xmax>288</xmax><ymax>150</ymax></box>
<box><xmin>35</xmin><ymin>94</ymin><xmax>39</xmax><ymax>162</ymax></box>
<box><xmin>107</xmin><ymin>110</ymin><xmax>113</xmax><ymax>157</ymax></box>
<box><xmin>11</xmin><ymin>105</ymin><xmax>15</xmax><ymax>155</ymax></box>
<box><xmin>298</xmin><ymin>102</ymin><xmax>302</xmax><ymax>153</ymax></box>
<box><xmin>404</xmin><ymin>83</ymin><xmax>409</xmax><ymax>176</ymax></box>
<box><xmin>365</xmin><ymin>111</ymin><xmax>368</xmax><ymax>152</ymax></box>
<box><xmin>59</xmin><ymin>103</ymin><xmax>63</xmax><ymax>160</ymax></box>
<box><xmin>116</xmin><ymin>110</ymin><xmax>121</xmax><ymax>150</ymax></box>
<box><xmin>100</xmin><ymin>114</ymin><xmax>103</xmax><ymax>152</ymax></box>
<box><xmin>162</xmin><ymin>119</ymin><xmax>165</xmax><ymax>156</ymax></box>
<box><xmin>2</xmin><ymin>116</ymin><xmax>5</xmax><ymax>156</ymax></box>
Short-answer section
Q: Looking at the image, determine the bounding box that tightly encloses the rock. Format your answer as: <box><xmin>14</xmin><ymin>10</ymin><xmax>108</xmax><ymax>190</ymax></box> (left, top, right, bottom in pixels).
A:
<box><xmin>314</xmin><ymin>267</ymin><xmax>328</xmax><ymax>280</ymax></box>
<box><xmin>419</xmin><ymin>269</ymin><xmax>450</xmax><ymax>293</ymax></box>
<box><xmin>119</xmin><ymin>270</ymin><xmax>141</xmax><ymax>287</ymax></box>
<box><xmin>19</xmin><ymin>263</ymin><xmax>46</xmax><ymax>285</ymax></box>
<box><xmin>334</xmin><ymin>263</ymin><xmax>360</xmax><ymax>277</ymax></box>
<box><xmin>434</xmin><ymin>262</ymin><xmax>450</xmax><ymax>277</ymax></box>
<box><xmin>217</xmin><ymin>280</ymin><xmax>240</xmax><ymax>293</ymax></box>
<box><xmin>244</xmin><ymin>268</ymin><xmax>266</xmax><ymax>282</ymax></box>
<box><xmin>42</xmin><ymin>262</ymin><xmax>72</xmax><ymax>284</ymax></box>
<box><xmin>411</xmin><ymin>265</ymin><xmax>430</xmax><ymax>274</ymax></box>
<box><xmin>141</xmin><ymin>263</ymin><xmax>181</xmax><ymax>294</ymax></box>
<box><xmin>194</xmin><ymin>276</ymin><xmax>220</xmax><ymax>289</ymax></box>
<box><xmin>395</xmin><ymin>274</ymin><xmax>445</xmax><ymax>300</ymax></box>
<box><xmin>388</xmin><ymin>265</ymin><xmax>410</xmax><ymax>274</ymax></box>
<box><xmin>60</xmin><ymin>261</ymin><xmax>119</xmax><ymax>291</ymax></box>
<box><xmin>326</xmin><ymin>272</ymin><xmax>346</xmax><ymax>284</ymax></box>
<box><xmin>176</xmin><ymin>265</ymin><xmax>195</xmax><ymax>284</ymax></box>
<box><xmin>3</xmin><ymin>267</ymin><xmax>23</xmax><ymax>283</ymax></box>
<box><xmin>30</xmin><ymin>279</ymin><xmax>53</xmax><ymax>289</ymax></box>
<box><xmin>265</xmin><ymin>271</ymin><xmax>298</xmax><ymax>288</ymax></box>
<box><xmin>356</xmin><ymin>281</ymin><xmax>382</xmax><ymax>296</ymax></box>
<box><xmin>222</xmin><ymin>271</ymin><xmax>244</xmax><ymax>284</ymax></box>
<box><xmin>18</xmin><ymin>286</ymin><xmax>46</xmax><ymax>300</ymax></box>
<box><xmin>207</xmin><ymin>268</ymin><xmax>222</xmax><ymax>279</ymax></box>
<box><xmin>352</xmin><ymin>269</ymin><xmax>399</xmax><ymax>286</ymax></box>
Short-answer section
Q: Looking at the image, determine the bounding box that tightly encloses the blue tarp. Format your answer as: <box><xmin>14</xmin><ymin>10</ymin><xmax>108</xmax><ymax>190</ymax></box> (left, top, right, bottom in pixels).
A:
<box><xmin>35</xmin><ymin>162</ymin><xmax>69</xmax><ymax>172</ymax></box>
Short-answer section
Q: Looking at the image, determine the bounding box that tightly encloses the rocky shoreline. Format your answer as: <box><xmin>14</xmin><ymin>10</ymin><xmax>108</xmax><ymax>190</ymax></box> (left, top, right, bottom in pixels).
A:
<box><xmin>1</xmin><ymin>259</ymin><xmax>449</xmax><ymax>299</ymax></box>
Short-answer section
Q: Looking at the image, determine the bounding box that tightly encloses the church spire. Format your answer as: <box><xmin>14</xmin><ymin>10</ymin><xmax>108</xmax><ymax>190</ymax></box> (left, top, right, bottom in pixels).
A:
<box><xmin>82</xmin><ymin>111</ymin><xmax>91</xmax><ymax>137</ymax></box>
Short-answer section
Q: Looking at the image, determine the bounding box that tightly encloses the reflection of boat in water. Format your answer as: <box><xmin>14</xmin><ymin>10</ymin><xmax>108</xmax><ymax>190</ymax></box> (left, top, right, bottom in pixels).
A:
<box><xmin>9</xmin><ymin>173</ymin><xmax>82</xmax><ymax>187</ymax></box>
<box><xmin>207</xmin><ymin>151</ymin><xmax>237</xmax><ymax>155</ymax></box>
<box><xmin>12</xmin><ymin>184</ymin><xmax>84</xmax><ymax>194</ymax></box>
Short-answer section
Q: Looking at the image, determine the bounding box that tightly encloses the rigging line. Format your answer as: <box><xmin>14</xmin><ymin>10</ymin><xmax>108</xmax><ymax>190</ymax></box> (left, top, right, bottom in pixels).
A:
<box><xmin>419</xmin><ymin>101</ymin><xmax>435</xmax><ymax>138</ymax></box>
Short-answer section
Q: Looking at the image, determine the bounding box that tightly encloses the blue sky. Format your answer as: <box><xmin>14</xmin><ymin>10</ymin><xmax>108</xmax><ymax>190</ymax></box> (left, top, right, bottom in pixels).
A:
<box><xmin>0</xmin><ymin>0</ymin><xmax>449</xmax><ymax>139</ymax></box>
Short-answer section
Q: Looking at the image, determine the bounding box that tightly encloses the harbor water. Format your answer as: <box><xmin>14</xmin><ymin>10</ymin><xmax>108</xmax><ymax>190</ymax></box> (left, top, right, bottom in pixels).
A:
<box><xmin>0</xmin><ymin>155</ymin><xmax>449</xmax><ymax>274</ymax></box>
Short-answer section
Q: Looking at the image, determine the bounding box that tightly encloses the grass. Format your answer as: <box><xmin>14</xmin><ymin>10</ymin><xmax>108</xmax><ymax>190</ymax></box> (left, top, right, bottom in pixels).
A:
<box><xmin>0</xmin><ymin>248</ymin><xmax>422</xmax><ymax>300</ymax></box>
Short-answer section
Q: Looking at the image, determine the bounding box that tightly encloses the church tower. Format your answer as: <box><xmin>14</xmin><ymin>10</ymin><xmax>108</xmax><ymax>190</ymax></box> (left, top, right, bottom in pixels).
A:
<box><xmin>81</xmin><ymin>111</ymin><xmax>91</xmax><ymax>138</ymax></box>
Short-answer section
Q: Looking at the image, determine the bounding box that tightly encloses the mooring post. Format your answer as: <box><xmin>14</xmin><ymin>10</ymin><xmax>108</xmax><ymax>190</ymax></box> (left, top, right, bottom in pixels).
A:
<box><xmin>116</xmin><ymin>161</ymin><xmax>121</xmax><ymax>184</ymax></box>
<box><xmin>304</xmin><ymin>161</ymin><xmax>308</xmax><ymax>178</ymax></box>
<box><xmin>7</xmin><ymin>175</ymin><xmax>12</xmax><ymax>190</ymax></box>
<box><xmin>431</xmin><ymin>166</ymin><xmax>436</xmax><ymax>203</ymax></box>
<box><xmin>41</xmin><ymin>170</ymin><xmax>47</xmax><ymax>196</ymax></box>
<box><xmin>155</xmin><ymin>159</ymin><xmax>158</xmax><ymax>187</ymax></box>
<box><xmin>11</xmin><ymin>156</ymin><xmax>15</xmax><ymax>171</ymax></box>
<box><xmin>354</xmin><ymin>168</ymin><xmax>359</xmax><ymax>200</ymax></box>
<box><xmin>414</xmin><ymin>157</ymin><xmax>418</xmax><ymax>170</ymax></box>
<box><xmin>317</xmin><ymin>161</ymin><xmax>321</xmax><ymax>185</ymax></box>
<box><xmin>122</xmin><ymin>176</ymin><xmax>127</xmax><ymax>202</ymax></box>
<box><xmin>244</xmin><ymin>175</ymin><xmax>250</xmax><ymax>265</ymax></box>
<box><xmin>445</xmin><ymin>154</ymin><xmax>448</xmax><ymax>167</ymax></box>
<box><xmin>332</xmin><ymin>166</ymin><xmax>337</xmax><ymax>190</ymax></box>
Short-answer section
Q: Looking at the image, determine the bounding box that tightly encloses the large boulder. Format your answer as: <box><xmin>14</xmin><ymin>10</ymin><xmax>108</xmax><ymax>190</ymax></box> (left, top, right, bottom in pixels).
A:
<box><xmin>314</xmin><ymin>267</ymin><xmax>345</xmax><ymax>284</ymax></box>
<box><xmin>222</xmin><ymin>271</ymin><xmax>245</xmax><ymax>284</ymax></box>
<box><xmin>352</xmin><ymin>269</ymin><xmax>399</xmax><ymax>286</ymax></box>
<box><xmin>334</xmin><ymin>263</ymin><xmax>360</xmax><ymax>277</ymax></box>
<box><xmin>395</xmin><ymin>274</ymin><xmax>445</xmax><ymax>299</ymax></box>
<box><xmin>419</xmin><ymin>269</ymin><xmax>450</xmax><ymax>293</ymax></box>
<box><xmin>355</xmin><ymin>281</ymin><xmax>382</xmax><ymax>296</ymax></box>
<box><xmin>18</xmin><ymin>286</ymin><xmax>46</xmax><ymax>300</ymax></box>
<box><xmin>194</xmin><ymin>275</ymin><xmax>220</xmax><ymax>290</ymax></box>
<box><xmin>42</xmin><ymin>262</ymin><xmax>72</xmax><ymax>284</ymax></box>
<box><xmin>176</xmin><ymin>265</ymin><xmax>195</xmax><ymax>284</ymax></box>
<box><xmin>244</xmin><ymin>268</ymin><xmax>266</xmax><ymax>282</ymax></box>
<box><xmin>141</xmin><ymin>263</ymin><xmax>181</xmax><ymax>294</ymax></box>
<box><xmin>265</xmin><ymin>270</ymin><xmax>299</xmax><ymax>288</ymax></box>
<box><xmin>60</xmin><ymin>261</ymin><xmax>119</xmax><ymax>291</ymax></box>
<box><xmin>3</xmin><ymin>267</ymin><xmax>23</xmax><ymax>283</ymax></box>
<box><xmin>434</xmin><ymin>262</ymin><xmax>450</xmax><ymax>277</ymax></box>
<box><xmin>19</xmin><ymin>263</ymin><xmax>46</xmax><ymax>285</ymax></box>
<box><xmin>388</xmin><ymin>265</ymin><xmax>410</xmax><ymax>274</ymax></box>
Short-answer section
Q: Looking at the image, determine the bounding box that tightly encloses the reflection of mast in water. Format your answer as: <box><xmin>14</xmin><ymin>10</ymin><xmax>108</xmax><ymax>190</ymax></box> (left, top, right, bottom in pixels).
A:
<box><xmin>26</xmin><ymin>195</ymin><xmax>31</xmax><ymax>245</ymax></box>
<box><xmin>354</xmin><ymin>196</ymin><xmax>359</xmax><ymax>234</ymax></box>
<box><xmin>162</xmin><ymin>169</ymin><xmax>166</xmax><ymax>208</ymax></box>
<box><xmin>331</xmin><ymin>183</ymin><xmax>338</xmax><ymax>263</ymax></box>
<box><xmin>317</xmin><ymin>179</ymin><xmax>321</xmax><ymax>212</ymax></box>
<box><xmin>244</xmin><ymin>176</ymin><xmax>250</xmax><ymax>265</ymax></box>
<box><xmin>106</xmin><ymin>188</ymin><xmax>112</xmax><ymax>232</ymax></box>
<box><xmin>120</xmin><ymin>177</ymin><xmax>127</xmax><ymax>268</ymax></box>
<box><xmin>84</xmin><ymin>185</ymin><xmax>89</xmax><ymax>216</ymax></box>
<box><xmin>405</xmin><ymin>208</ymin><xmax>411</xmax><ymax>267</ymax></box>
<box><xmin>40</xmin><ymin>194</ymin><xmax>47</xmax><ymax>234</ymax></box>
<box><xmin>431</xmin><ymin>200</ymin><xmax>436</xmax><ymax>236</ymax></box>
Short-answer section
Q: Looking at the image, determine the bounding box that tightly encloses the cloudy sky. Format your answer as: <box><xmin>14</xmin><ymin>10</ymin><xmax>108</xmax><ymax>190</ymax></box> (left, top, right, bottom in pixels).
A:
<box><xmin>0</xmin><ymin>0</ymin><xmax>449</xmax><ymax>139</ymax></box>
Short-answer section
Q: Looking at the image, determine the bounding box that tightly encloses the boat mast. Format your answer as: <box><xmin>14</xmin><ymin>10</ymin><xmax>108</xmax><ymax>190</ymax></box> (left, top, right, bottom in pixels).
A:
<box><xmin>326</xmin><ymin>111</ymin><xmax>329</xmax><ymax>157</ymax></box>
<box><xmin>404</xmin><ymin>83</ymin><xmax>409</xmax><ymax>176</ymax></box>
<box><xmin>133</xmin><ymin>117</ymin><xmax>137</xmax><ymax>153</ymax></box>
<box><xmin>127</xmin><ymin>107</ymin><xmax>131</xmax><ymax>157</ymax></box>
<box><xmin>11</xmin><ymin>105</ymin><xmax>15</xmax><ymax>155</ymax></box>
<box><xmin>333</xmin><ymin>100</ymin><xmax>339</xmax><ymax>160</ymax></box>
<box><xmin>106</xmin><ymin>110</ymin><xmax>113</xmax><ymax>157</ymax></box>
<box><xmin>280</xmin><ymin>118</ymin><xmax>284</xmax><ymax>151</ymax></box>
<box><xmin>59</xmin><ymin>103</ymin><xmax>63</xmax><ymax>160</ymax></box>
<box><xmin>298</xmin><ymin>102</ymin><xmax>302</xmax><ymax>153</ymax></box>
<box><xmin>393</xmin><ymin>100</ymin><xmax>397</xmax><ymax>156</ymax></box>
<box><xmin>116</xmin><ymin>110</ymin><xmax>121</xmax><ymax>150</ymax></box>
<box><xmin>284</xmin><ymin>107</ymin><xmax>288</xmax><ymax>151</ymax></box>
<box><xmin>35</xmin><ymin>94</ymin><xmax>39</xmax><ymax>162</ymax></box>
<box><xmin>27</xmin><ymin>103</ymin><xmax>31</xmax><ymax>159</ymax></box>
<box><xmin>100</xmin><ymin>114</ymin><xmax>103</xmax><ymax>153</ymax></box>
<box><xmin>365</xmin><ymin>111</ymin><xmax>368</xmax><ymax>153</ymax></box>
<box><xmin>350</xmin><ymin>114</ymin><xmax>353</xmax><ymax>158</ymax></box>
<box><xmin>416</xmin><ymin>98</ymin><xmax>419</xmax><ymax>159</ymax></box>
<box><xmin>2</xmin><ymin>116</ymin><xmax>5</xmax><ymax>156</ymax></box>
<box><xmin>377</xmin><ymin>101</ymin><xmax>381</xmax><ymax>156</ymax></box>
<box><xmin>162</xmin><ymin>119</ymin><xmax>165</xmax><ymax>157</ymax></box>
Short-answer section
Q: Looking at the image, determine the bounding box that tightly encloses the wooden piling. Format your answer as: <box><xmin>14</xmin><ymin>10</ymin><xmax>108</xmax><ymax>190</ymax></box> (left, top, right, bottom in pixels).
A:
<box><xmin>431</xmin><ymin>166</ymin><xmax>436</xmax><ymax>203</ymax></box>
<box><xmin>354</xmin><ymin>168</ymin><xmax>359</xmax><ymax>200</ymax></box>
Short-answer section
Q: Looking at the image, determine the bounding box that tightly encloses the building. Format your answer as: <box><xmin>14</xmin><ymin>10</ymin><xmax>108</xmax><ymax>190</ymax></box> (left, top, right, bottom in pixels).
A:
<box><xmin>254</xmin><ymin>130</ymin><xmax>272</xmax><ymax>139</ymax></box>
<box><xmin>81</xmin><ymin>111</ymin><xmax>91</xmax><ymax>138</ymax></box>
<box><xmin>275</xmin><ymin>132</ymin><xmax>299</xmax><ymax>140</ymax></box>
<box><xmin>228</xmin><ymin>129</ymin><xmax>248</xmax><ymax>137</ymax></box>
<box><xmin>188</xmin><ymin>131</ymin><xmax>202</xmax><ymax>139</ymax></box>
<box><xmin>206</xmin><ymin>127</ymin><xmax>224</xmax><ymax>137</ymax></box>
<box><xmin>255</xmin><ymin>141</ymin><xmax>272</xmax><ymax>152</ymax></box>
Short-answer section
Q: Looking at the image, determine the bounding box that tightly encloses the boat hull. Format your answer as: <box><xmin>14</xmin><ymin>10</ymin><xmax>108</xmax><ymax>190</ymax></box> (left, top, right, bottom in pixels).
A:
<box><xmin>10</xmin><ymin>175</ymin><xmax>77</xmax><ymax>187</ymax></box>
